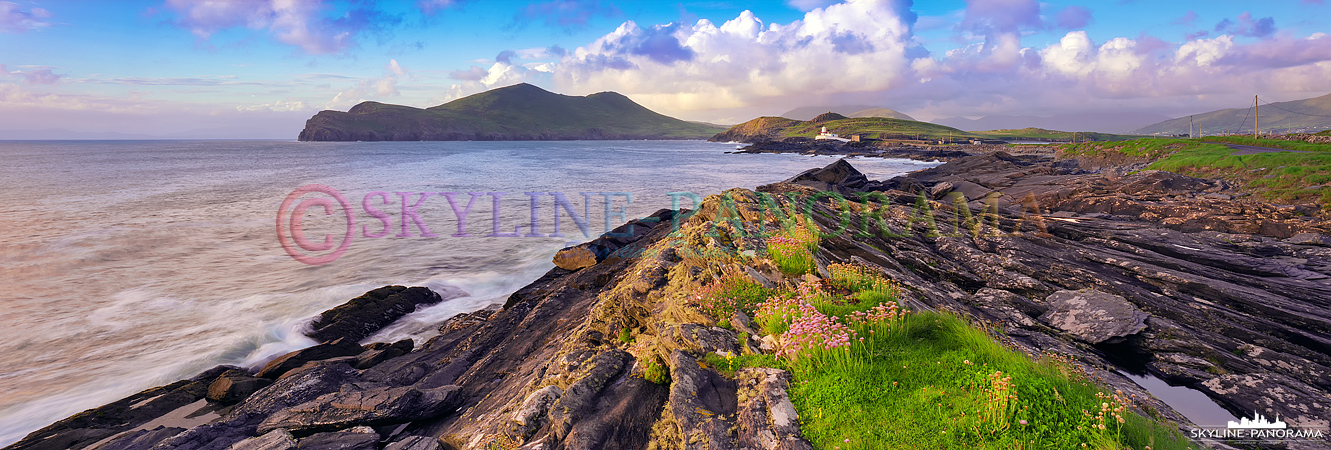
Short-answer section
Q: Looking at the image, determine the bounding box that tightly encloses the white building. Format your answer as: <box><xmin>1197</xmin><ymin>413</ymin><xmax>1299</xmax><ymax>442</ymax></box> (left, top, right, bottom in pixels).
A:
<box><xmin>814</xmin><ymin>126</ymin><xmax>851</xmax><ymax>142</ymax></box>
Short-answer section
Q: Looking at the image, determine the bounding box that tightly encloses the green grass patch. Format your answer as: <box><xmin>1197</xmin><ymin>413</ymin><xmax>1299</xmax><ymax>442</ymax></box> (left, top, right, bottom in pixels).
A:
<box><xmin>782</xmin><ymin>312</ymin><xmax>1195</xmax><ymax>450</ymax></box>
<box><xmin>642</xmin><ymin>357</ymin><xmax>670</xmax><ymax>385</ymax></box>
<box><xmin>1147</xmin><ymin>143</ymin><xmax>1331</xmax><ymax>207</ymax></box>
<box><xmin>1058</xmin><ymin>138</ymin><xmax>1331</xmax><ymax>208</ymax></box>
<box><xmin>1201</xmin><ymin>136</ymin><xmax>1331</xmax><ymax>153</ymax></box>
<box><xmin>1057</xmin><ymin>138</ymin><xmax>1211</xmax><ymax>160</ymax></box>
<box><xmin>765</xmin><ymin>217</ymin><xmax>821</xmax><ymax>276</ymax></box>
<box><xmin>737</xmin><ymin>267</ymin><xmax>1196</xmax><ymax>450</ymax></box>
<box><xmin>976</xmin><ymin>127</ymin><xmax>1140</xmax><ymax>142</ymax></box>
<box><xmin>701</xmin><ymin>351</ymin><xmax>782</xmax><ymax>378</ymax></box>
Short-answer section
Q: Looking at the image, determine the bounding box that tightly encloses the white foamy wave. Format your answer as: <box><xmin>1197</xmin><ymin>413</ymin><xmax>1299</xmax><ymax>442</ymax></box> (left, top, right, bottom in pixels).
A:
<box><xmin>366</xmin><ymin>245</ymin><xmax>560</xmax><ymax>344</ymax></box>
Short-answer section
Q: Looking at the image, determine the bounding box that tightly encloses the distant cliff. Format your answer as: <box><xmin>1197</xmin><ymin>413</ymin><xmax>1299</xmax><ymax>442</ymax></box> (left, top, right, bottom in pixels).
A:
<box><xmin>297</xmin><ymin>83</ymin><xmax>725</xmax><ymax>141</ymax></box>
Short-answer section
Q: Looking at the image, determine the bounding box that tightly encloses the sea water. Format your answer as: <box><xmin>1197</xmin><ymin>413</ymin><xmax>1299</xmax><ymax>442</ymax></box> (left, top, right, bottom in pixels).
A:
<box><xmin>0</xmin><ymin>139</ymin><xmax>937</xmax><ymax>445</ymax></box>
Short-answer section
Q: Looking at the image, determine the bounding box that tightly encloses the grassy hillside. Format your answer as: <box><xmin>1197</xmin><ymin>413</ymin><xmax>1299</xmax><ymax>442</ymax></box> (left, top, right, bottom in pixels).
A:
<box><xmin>1201</xmin><ymin>136</ymin><xmax>1331</xmax><ymax>153</ymax></box>
<box><xmin>847</xmin><ymin>108</ymin><xmax>916</xmax><ymax>121</ymax></box>
<box><xmin>711</xmin><ymin>117</ymin><xmax>1140</xmax><ymax>144</ymax></box>
<box><xmin>711</xmin><ymin>116</ymin><xmax>977</xmax><ymax>142</ymax></box>
<box><xmin>1134</xmin><ymin>93</ymin><xmax>1331</xmax><ymax>136</ymax></box>
<box><xmin>974</xmin><ymin>127</ymin><xmax>1140</xmax><ymax>142</ymax></box>
<box><xmin>1061</xmin><ymin>138</ymin><xmax>1331</xmax><ymax>207</ymax></box>
<box><xmin>298</xmin><ymin>83</ymin><xmax>724</xmax><ymax>141</ymax></box>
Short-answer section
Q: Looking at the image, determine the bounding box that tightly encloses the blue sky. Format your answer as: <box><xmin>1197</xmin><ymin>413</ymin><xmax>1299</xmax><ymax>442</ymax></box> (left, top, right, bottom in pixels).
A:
<box><xmin>1</xmin><ymin>0</ymin><xmax>1328</xmax><ymax>138</ymax></box>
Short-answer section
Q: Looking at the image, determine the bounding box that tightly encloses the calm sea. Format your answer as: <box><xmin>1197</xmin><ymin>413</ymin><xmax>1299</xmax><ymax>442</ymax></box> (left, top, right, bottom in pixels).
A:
<box><xmin>0</xmin><ymin>140</ymin><xmax>938</xmax><ymax>445</ymax></box>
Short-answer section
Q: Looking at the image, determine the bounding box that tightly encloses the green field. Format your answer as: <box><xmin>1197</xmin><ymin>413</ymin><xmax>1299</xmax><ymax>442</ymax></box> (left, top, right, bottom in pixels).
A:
<box><xmin>714</xmin><ymin>116</ymin><xmax>1143</xmax><ymax>144</ymax></box>
<box><xmin>1201</xmin><ymin>135</ymin><xmax>1331</xmax><ymax>152</ymax></box>
<box><xmin>784</xmin><ymin>117</ymin><xmax>981</xmax><ymax>141</ymax></box>
<box><xmin>1061</xmin><ymin>138</ymin><xmax>1331</xmax><ymax>207</ymax></box>
<box><xmin>975</xmin><ymin>127</ymin><xmax>1140</xmax><ymax>142</ymax></box>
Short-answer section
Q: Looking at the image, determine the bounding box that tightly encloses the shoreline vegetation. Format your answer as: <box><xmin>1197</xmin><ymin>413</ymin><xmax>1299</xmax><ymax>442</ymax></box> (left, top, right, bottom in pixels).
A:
<box><xmin>8</xmin><ymin>139</ymin><xmax>1331</xmax><ymax>450</ymax></box>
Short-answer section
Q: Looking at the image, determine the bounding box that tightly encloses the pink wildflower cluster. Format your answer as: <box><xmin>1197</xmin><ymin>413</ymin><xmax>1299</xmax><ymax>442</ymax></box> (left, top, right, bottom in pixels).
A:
<box><xmin>778</xmin><ymin>302</ymin><xmax>857</xmax><ymax>358</ymax></box>
<box><xmin>845</xmin><ymin>302</ymin><xmax>904</xmax><ymax>326</ymax></box>
<box><xmin>693</xmin><ymin>279</ymin><xmax>734</xmax><ymax>319</ymax></box>
<box><xmin>794</xmin><ymin>278</ymin><xmax>829</xmax><ymax>300</ymax></box>
<box><xmin>766</xmin><ymin>235</ymin><xmax>805</xmax><ymax>257</ymax></box>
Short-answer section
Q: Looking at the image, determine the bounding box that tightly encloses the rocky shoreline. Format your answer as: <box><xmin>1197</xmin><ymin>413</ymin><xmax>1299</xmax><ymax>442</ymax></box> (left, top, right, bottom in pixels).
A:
<box><xmin>7</xmin><ymin>150</ymin><xmax>1331</xmax><ymax>450</ymax></box>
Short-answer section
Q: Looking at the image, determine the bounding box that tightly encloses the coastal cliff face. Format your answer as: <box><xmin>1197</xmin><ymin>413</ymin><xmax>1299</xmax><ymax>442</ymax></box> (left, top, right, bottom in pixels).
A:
<box><xmin>297</xmin><ymin>83</ymin><xmax>724</xmax><ymax>142</ymax></box>
<box><xmin>9</xmin><ymin>155</ymin><xmax>1331</xmax><ymax>450</ymax></box>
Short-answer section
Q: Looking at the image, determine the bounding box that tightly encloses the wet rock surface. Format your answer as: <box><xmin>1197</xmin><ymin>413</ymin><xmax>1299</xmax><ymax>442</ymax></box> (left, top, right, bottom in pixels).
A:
<box><xmin>305</xmin><ymin>286</ymin><xmax>450</xmax><ymax>344</ymax></box>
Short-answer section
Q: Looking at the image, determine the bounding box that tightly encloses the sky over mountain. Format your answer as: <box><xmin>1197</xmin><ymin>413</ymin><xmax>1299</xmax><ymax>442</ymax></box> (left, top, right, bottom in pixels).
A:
<box><xmin>1</xmin><ymin>0</ymin><xmax>1329</xmax><ymax>138</ymax></box>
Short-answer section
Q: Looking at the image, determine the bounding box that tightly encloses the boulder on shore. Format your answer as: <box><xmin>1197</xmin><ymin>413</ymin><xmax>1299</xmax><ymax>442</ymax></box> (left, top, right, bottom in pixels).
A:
<box><xmin>1039</xmin><ymin>290</ymin><xmax>1149</xmax><ymax>344</ymax></box>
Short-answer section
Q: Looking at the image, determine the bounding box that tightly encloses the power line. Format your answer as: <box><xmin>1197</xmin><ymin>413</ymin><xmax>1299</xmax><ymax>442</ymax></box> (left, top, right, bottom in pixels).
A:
<box><xmin>1230</xmin><ymin>104</ymin><xmax>1252</xmax><ymax>135</ymax></box>
<box><xmin>1257</xmin><ymin>96</ymin><xmax>1331</xmax><ymax>119</ymax></box>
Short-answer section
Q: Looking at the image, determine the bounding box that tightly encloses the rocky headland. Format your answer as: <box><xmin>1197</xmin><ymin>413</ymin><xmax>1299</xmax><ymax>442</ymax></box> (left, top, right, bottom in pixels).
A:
<box><xmin>7</xmin><ymin>151</ymin><xmax>1331</xmax><ymax>450</ymax></box>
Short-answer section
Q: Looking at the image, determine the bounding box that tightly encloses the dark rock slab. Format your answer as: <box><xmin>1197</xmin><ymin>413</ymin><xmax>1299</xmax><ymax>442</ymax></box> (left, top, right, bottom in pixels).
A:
<box><xmin>1</xmin><ymin>367</ymin><xmax>228</xmax><ymax>450</ymax></box>
<box><xmin>256</xmin><ymin>338</ymin><xmax>364</xmax><ymax>380</ymax></box>
<box><xmin>1200</xmin><ymin>373</ymin><xmax>1331</xmax><ymax>430</ymax></box>
<box><xmin>558</xmin><ymin>368</ymin><xmax>670</xmax><ymax>450</ymax></box>
<box><xmin>548</xmin><ymin>350</ymin><xmax>630</xmax><ymax>439</ymax></box>
<box><xmin>294</xmin><ymin>428</ymin><xmax>378</xmax><ymax>450</ymax></box>
<box><xmin>383</xmin><ymin>436</ymin><xmax>441</xmax><ymax>450</ymax></box>
<box><xmin>257</xmin><ymin>385</ymin><xmax>462</xmax><ymax>434</ymax></box>
<box><xmin>230</xmin><ymin>429</ymin><xmax>297</xmax><ymax>450</ymax></box>
<box><xmin>659</xmin><ymin>323</ymin><xmax>741</xmax><ymax>356</ymax></box>
<box><xmin>234</xmin><ymin>363</ymin><xmax>363</xmax><ymax>418</ymax></box>
<box><xmin>510</xmin><ymin>385</ymin><xmax>562</xmax><ymax>438</ymax></box>
<box><xmin>736</xmin><ymin>368</ymin><xmax>813</xmax><ymax>450</ymax></box>
<box><xmin>208</xmin><ymin>369</ymin><xmax>274</xmax><ymax>403</ymax></box>
<box><xmin>306</xmin><ymin>286</ymin><xmax>447</xmax><ymax>344</ymax></box>
<box><xmin>668</xmin><ymin>350</ymin><xmax>738</xmax><ymax>450</ymax></box>
<box><xmin>91</xmin><ymin>426</ymin><xmax>186</xmax><ymax>450</ymax></box>
<box><xmin>354</xmin><ymin>339</ymin><xmax>414</xmax><ymax>370</ymax></box>
<box><xmin>781</xmin><ymin>158</ymin><xmax>868</xmax><ymax>193</ymax></box>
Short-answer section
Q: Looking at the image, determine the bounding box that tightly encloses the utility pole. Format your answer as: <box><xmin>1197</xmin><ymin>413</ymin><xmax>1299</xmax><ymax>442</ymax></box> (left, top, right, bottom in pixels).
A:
<box><xmin>1254</xmin><ymin>95</ymin><xmax>1259</xmax><ymax>139</ymax></box>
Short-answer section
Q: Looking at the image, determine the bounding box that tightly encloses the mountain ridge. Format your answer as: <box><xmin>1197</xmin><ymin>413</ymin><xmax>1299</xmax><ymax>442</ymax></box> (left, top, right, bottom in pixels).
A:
<box><xmin>1133</xmin><ymin>93</ymin><xmax>1331</xmax><ymax>136</ymax></box>
<box><xmin>934</xmin><ymin>112</ymin><xmax>1171</xmax><ymax>134</ymax></box>
<box><xmin>297</xmin><ymin>83</ymin><xmax>724</xmax><ymax>141</ymax></box>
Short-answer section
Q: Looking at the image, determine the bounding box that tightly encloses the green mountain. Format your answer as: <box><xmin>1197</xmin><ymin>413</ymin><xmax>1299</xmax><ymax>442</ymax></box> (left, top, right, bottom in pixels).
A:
<box><xmin>847</xmin><ymin>108</ymin><xmax>916</xmax><ymax>121</ymax></box>
<box><xmin>709</xmin><ymin>114</ymin><xmax>976</xmax><ymax>143</ymax></box>
<box><xmin>1133</xmin><ymin>92</ymin><xmax>1331</xmax><ymax>136</ymax></box>
<box><xmin>297</xmin><ymin>83</ymin><xmax>725</xmax><ymax>141</ymax></box>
